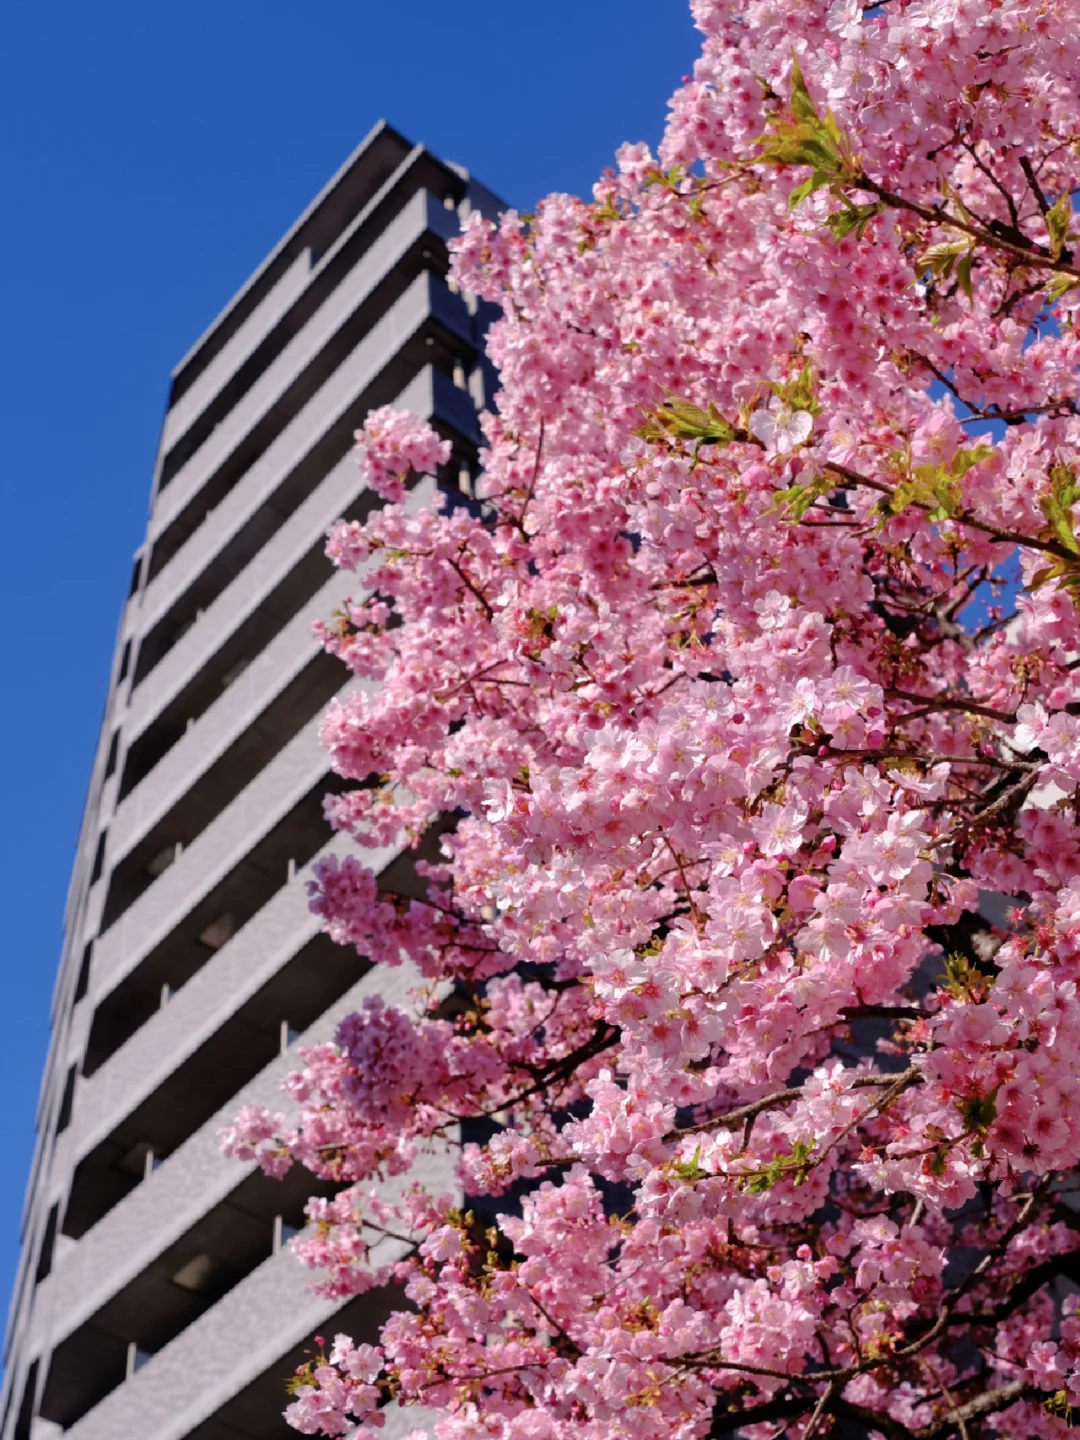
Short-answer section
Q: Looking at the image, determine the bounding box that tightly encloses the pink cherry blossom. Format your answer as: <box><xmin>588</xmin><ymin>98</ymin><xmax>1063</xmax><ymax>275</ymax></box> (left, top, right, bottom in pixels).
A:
<box><xmin>352</xmin><ymin>405</ymin><xmax>451</xmax><ymax>502</ymax></box>
<box><xmin>748</xmin><ymin>401</ymin><xmax>813</xmax><ymax>454</ymax></box>
<box><xmin>224</xmin><ymin>3</ymin><xmax>1080</xmax><ymax>1435</ymax></box>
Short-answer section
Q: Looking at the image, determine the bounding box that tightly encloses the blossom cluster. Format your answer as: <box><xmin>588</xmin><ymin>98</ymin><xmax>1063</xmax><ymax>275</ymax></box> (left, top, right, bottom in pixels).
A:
<box><xmin>224</xmin><ymin>1</ymin><xmax>1080</xmax><ymax>1436</ymax></box>
<box><xmin>351</xmin><ymin>405</ymin><xmax>451</xmax><ymax>503</ymax></box>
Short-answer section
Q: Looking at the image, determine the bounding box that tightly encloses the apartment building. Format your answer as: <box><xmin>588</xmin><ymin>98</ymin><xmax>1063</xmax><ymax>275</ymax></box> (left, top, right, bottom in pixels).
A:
<box><xmin>1</xmin><ymin>120</ymin><xmax>502</xmax><ymax>1440</ymax></box>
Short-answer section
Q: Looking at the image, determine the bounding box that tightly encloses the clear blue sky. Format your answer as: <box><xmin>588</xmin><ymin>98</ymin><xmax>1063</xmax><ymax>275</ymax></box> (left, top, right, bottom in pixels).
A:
<box><xmin>0</xmin><ymin>1</ymin><xmax>698</xmax><ymax>1327</ymax></box>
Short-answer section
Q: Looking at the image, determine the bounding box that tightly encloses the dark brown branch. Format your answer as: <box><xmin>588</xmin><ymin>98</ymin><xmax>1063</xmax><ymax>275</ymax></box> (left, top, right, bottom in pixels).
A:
<box><xmin>912</xmin><ymin>1381</ymin><xmax>1030</xmax><ymax>1440</ymax></box>
<box><xmin>482</xmin><ymin>1021</ymin><xmax>620</xmax><ymax>1116</ymax></box>
<box><xmin>956</xmin><ymin>1247</ymin><xmax>1080</xmax><ymax>1329</ymax></box>
<box><xmin>666</xmin><ymin>1068</ymin><xmax>920</xmax><ymax>1143</ymax></box>
<box><xmin>1019</xmin><ymin>156</ymin><xmax>1050</xmax><ymax>218</ymax></box>
<box><xmin>823</xmin><ymin>461</ymin><xmax>1077</xmax><ymax>563</ymax></box>
<box><xmin>908</xmin><ymin>350</ymin><xmax>1064</xmax><ymax>426</ymax></box>
<box><xmin>887</xmin><ymin>687</ymin><xmax>1017</xmax><ymax>724</ymax></box>
<box><xmin>709</xmin><ymin>1390</ymin><xmax>810</xmax><ymax>1438</ymax></box>
<box><xmin>960</xmin><ymin>141</ymin><xmax>1020</xmax><ymax>229</ymax></box>
<box><xmin>899</xmin><ymin>1187</ymin><xmax>1046</xmax><ymax>1355</ymax></box>
<box><xmin>446</xmin><ymin>554</ymin><xmax>495</xmax><ymax>621</ymax></box>
<box><xmin>857</xmin><ymin>174</ymin><xmax>1079</xmax><ymax>278</ymax></box>
<box><xmin>708</xmin><ymin>1380</ymin><xmax>1032</xmax><ymax>1440</ymax></box>
<box><xmin>841</xmin><ymin>1004</ymin><xmax>928</xmax><ymax>1023</ymax></box>
<box><xmin>515</xmin><ymin>419</ymin><xmax>545</xmax><ymax>537</ymax></box>
<box><xmin>930</xmin><ymin>769</ymin><xmax>1040</xmax><ymax>853</ymax></box>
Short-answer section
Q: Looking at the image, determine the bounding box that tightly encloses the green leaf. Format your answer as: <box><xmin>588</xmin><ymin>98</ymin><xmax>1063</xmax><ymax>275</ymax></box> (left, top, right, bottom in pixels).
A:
<box><xmin>956</xmin><ymin>251</ymin><xmax>974</xmax><ymax>302</ymax></box>
<box><xmin>1046</xmin><ymin>272</ymin><xmax>1080</xmax><ymax>304</ymax></box>
<box><xmin>941</xmin><ymin>951</ymin><xmax>987</xmax><ymax>1002</ymax></box>
<box><xmin>919</xmin><ymin>238</ymin><xmax>972</xmax><ymax>283</ymax></box>
<box><xmin>789</xmin><ymin>1139</ymin><xmax>814</xmax><ymax>1186</ymax></box>
<box><xmin>742</xmin><ymin>1168</ymin><xmax>776</xmax><ymax>1196</ymax></box>
<box><xmin>771</xmin><ymin>474</ymin><xmax>833</xmax><ymax>521</ymax></box>
<box><xmin>825</xmin><ymin>201</ymin><xmax>883</xmax><ymax>241</ymax></box>
<box><xmin>635</xmin><ymin>396</ymin><xmax>735</xmax><ymax>454</ymax></box>
<box><xmin>643</xmin><ymin>165</ymin><xmax>687</xmax><ymax>194</ymax></box>
<box><xmin>940</xmin><ymin>179</ymin><xmax>977</xmax><ymax>228</ymax></box>
<box><xmin>950</xmin><ymin>443</ymin><xmax>992</xmax><ymax>479</ymax></box>
<box><xmin>767</xmin><ymin>360</ymin><xmax>822</xmax><ymax>417</ymax></box>
<box><xmin>1045</xmin><ymin>1391</ymin><xmax>1073</xmax><ymax>1423</ymax></box>
<box><xmin>1039</xmin><ymin>461</ymin><xmax>1080</xmax><ymax>555</ymax></box>
<box><xmin>788</xmin><ymin>168</ymin><xmax>834</xmax><ymax>210</ymax></box>
<box><xmin>787</xmin><ymin>360</ymin><xmax>816</xmax><ymax>411</ymax></box>
<box><xmin>740</xmin><ymin>1139</ymin><xmax>814</xmax><ymax>1195</ymax></box>
<box><xmin>788</xmin><ymin>176</ymin><xmax>815</xmax><ymax>210</ymax></box>
<box><xmin>1046</xmin><ymin>190</ymin><xmax>1074</xmax><ymax>261</ymax></box>
<box><xmin>886</xmin><ymin>444</ymin><xmax>991</xmax><ymax>521</ymax></box>
<box><xmin>958</xmin><ymin>1087</ymin><xmax>999</xmax><ymax>1132</ymax></box>
<box><xmin>770</xmin><ymin>131</ymin><xmax>843</xmax><ymax>172</ymax></box>
<box><xmin>756</xmin><ymin>54</ymin><xmax>858</xmax><ymax>205</ymax></box>
<box><xmin>1028</xmin><ymin>559</ymin><xmax>1070</xmax><ymax>592</ymax></box>
<box><xmin>674</xmin><ymin>1146</ymin><xmax>707</xmax><ymax>1183</ymax></box>
<box><xmin>822</xmin><ymin>109</ymin><xmax>846</xmax><ymax>149</ymax></box>
<box><xmin>787</xmin><ymin>55</ymin><xmax>819</xmax><ymax>124</ymax></box>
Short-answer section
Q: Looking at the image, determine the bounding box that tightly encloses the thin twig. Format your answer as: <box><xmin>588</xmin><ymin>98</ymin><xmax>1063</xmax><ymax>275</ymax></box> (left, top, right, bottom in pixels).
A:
<box><xmin>1019</xmin><ymin>156</ymin><xmax>1050</xmax><ymax>218</ymax></box>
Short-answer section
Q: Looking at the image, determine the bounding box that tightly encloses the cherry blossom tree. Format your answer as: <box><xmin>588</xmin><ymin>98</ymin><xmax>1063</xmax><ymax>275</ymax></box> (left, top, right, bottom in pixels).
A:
<box><xmin>221</xmin><ymin>1</ymin><xmax>1080</xmax><ymax>1435</ymax></box>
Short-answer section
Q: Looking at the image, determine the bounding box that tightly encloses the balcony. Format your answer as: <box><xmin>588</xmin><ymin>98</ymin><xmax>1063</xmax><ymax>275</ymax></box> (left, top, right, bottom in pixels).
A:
<box><xmin>145</xmin><ymin>198</ymin><xmax>468</xmax><ymax>589</ymax></box>
<box><xmin>160</xmin><ymin>142</ymin><xmax>461</xmax><ymax>472</ymax></box>
<box><xmin>86</xmin><ymin>708</ymin><xmax>353</xmax><ymax>1074</ymax></box>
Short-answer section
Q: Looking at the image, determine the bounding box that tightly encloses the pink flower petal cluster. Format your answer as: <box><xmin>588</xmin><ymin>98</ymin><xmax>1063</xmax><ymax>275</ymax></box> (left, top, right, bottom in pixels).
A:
<box><xmin>351</xmin><ymin>405</ymin><xmax>451</xmax><ymax>502</ymax></box>
<box><xmin>285</xmin><ymin>1336</ymin><xmax>386</xmax><ymax>1436</ymax></box>
<box><xmin>223</xmin><ymin>2</ymin><xmax>1080</xmax><ymax>1435</ymax></box>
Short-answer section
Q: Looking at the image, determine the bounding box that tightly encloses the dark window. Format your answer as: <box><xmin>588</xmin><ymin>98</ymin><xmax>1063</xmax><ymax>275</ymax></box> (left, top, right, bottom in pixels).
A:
<box><xmin>90</xmin><ymin>832</ymin><xmax>107</xmax><ymax>886</ymax></box>
<box><xmin>74</xmin><ymin>943</ymin><xmax>92</xmax><ymax>1003</ymax></box>
<box><xmin>129</xmin><ymin>555</ymin><xmax>143</xmax><ymax>597</ymax></box>
<box><xmin>56</xmin><ymin>1066</ymin><xmax>76</xmax><ymax>1135</ymax></box>
<box><xmin>104</xmin><ymin>730</ymin><xmax>120</xmax><ymax>781</ymax></box>
<box><xmin>14</xmin><ymin>1358</ymin><xmax>38</xmax><ymax>1439</ymax></box>
<box><xmin>35</xmin><ymin>1208</ymin><xmax>58</xmax><ymax>1283</ymax></box>
<box><xmin>118</xmin><ymin>640</ymin><xmax>132</xmax><ymax>684</ymax></box>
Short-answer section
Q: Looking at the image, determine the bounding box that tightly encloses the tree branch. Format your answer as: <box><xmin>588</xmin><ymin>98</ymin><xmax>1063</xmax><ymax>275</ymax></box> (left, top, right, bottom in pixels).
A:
<box><xmin>666</xmin><ymin>1068</ymin><xmax>920</xmax><ymax>1143</ymax></box>
<box><xmin>887</xmin><ymin>687</ymin><xmax>1017</xmax><ymax>724</ymax></box>
<box><xmin>824</xmin><ymin>461</ymin><xmax>1077</xmax><ymax>564</ymax></box>
<box><xmin>857</xmin><ymin>175</ymin><xmax>1079</xmax><ymax>279</ymax></box>
<box><xmin>708</xmin><ymin>1380</ymin><xmax>1032</xmax><ymax>1440</ymax></box>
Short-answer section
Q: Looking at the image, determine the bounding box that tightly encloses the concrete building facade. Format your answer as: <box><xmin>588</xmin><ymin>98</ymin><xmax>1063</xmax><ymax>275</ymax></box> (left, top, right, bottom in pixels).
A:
<box><xmin>1</xmin><ymin>122</ymin><xmax>501</xmax><ymax>1440</ymax></box>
